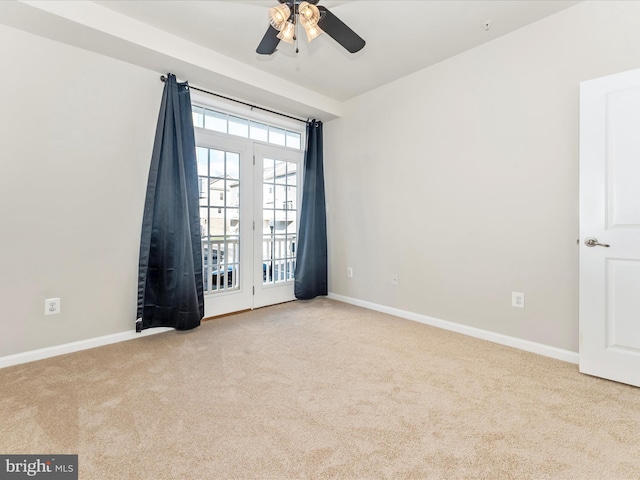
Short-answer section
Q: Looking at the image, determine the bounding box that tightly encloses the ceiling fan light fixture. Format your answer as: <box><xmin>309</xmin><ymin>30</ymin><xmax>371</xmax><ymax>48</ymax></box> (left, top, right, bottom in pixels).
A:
<box><xmin>276</xmin><ymin>20</ymin><xmax>296</xmax><ymax>44</ymax></box>
<box><xmin>268</xmin><ymin>4</ymin><xmax>291</xmax><ymax>31</ymax></box>
<box><xmin>303</xmin><ymin>23</ymin><xmax>323</xmax><ymax>42</ymax></box>
<box><xmin>298</xmin><ymin>1</ymin><xmax>320</xmax><ymax>28</ymax></box>
<box><xmin>257</xmin><ymin>0</ymin><xmax>366</xmax><ymax>55</ymax></box>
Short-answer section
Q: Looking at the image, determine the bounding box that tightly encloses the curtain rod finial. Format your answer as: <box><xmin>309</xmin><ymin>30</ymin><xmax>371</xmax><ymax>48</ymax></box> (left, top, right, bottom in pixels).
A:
<box><xmin>160</xmin><ymin>75</ymin><xmax>167</xmax><ymax>83</ymax></box>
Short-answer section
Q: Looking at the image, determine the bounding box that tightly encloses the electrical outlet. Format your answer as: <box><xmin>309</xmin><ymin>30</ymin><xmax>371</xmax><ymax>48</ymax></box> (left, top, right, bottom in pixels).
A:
<box><xmin>391</xmin><ymin>274</ymin><xmax>399</xmax><ymax>285</ymax></box>
<box><xmin>512</xmin><ymin>292</ymin><xmax>525</xmax><ymax>308</ymax></box>
<box><xmin>45</xmin><ymin>298</ymin><xmax>61</xmax><ymax>315</ymax></box>
<box><xmin>347</xmin><ymin>267</ymin><xmax>353</xmax><ymax>278</ymax></box>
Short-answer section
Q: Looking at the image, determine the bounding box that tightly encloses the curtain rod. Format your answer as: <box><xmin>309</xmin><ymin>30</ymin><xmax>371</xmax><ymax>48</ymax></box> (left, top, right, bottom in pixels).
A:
<box><xmin>160</xmin><ymin>75</ymin><xmax>309</xmax><ymax>125</ymax></box>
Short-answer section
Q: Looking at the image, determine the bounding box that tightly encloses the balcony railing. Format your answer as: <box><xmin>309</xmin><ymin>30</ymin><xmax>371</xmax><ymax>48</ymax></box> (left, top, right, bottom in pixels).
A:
<box><xmin>202</xmin><ymin>235</ymin><xmax>296</xmax><ymax>294</ymax></box>
<box><xmin>263</xmin><ymin>234</ymin><xmax>296</xmax><ymax>284</ymax></box>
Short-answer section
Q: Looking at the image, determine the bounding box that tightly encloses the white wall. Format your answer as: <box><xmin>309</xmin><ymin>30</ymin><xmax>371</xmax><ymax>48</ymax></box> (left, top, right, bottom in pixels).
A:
<box><xmin>324</xmin><ymin>1</ymin><xmax>640</xmax><ymax>353</ymax></box>
<box><xmin>3</xmin><ymin>0</ymin><xmax>640</xmax><ymax>360</ymax></box>
<box><xmin>0</xmin><ymin>24</ymin><xmax>161</xmax><ymax>357</ymax></box>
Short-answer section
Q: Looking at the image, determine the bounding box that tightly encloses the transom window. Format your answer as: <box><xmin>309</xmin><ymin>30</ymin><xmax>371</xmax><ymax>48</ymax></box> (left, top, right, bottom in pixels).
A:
<box><xmin>192</xmin><ymin>106</ymin><xmax>302</xmax><ymax>150</ymax></box>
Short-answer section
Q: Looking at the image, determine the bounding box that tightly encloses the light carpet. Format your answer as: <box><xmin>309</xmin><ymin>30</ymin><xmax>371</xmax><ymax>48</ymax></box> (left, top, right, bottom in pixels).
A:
<box><xmin>1</xmin><ymin>298</ymin><xmax>639</xmax><ymax>479</ymax></box>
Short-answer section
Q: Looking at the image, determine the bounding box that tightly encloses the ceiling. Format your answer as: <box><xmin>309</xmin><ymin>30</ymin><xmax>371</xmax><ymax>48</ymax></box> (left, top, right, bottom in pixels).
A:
<box><xmin>0</xmin><ymin>0</ymin><xmax>580</xmax><ymax>120</ymax></box>
<box><xmin>94</xmin><ymin>0</ymin><xmax>581</xmax><ymax>102</ymax></box>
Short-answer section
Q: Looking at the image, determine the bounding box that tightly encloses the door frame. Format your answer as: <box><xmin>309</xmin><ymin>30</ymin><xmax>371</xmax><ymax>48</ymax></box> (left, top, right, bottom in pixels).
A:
<box><xmin>191</xmin><ymin>94</ymin><xmax>306</xmax><ymax>317</ymax></box>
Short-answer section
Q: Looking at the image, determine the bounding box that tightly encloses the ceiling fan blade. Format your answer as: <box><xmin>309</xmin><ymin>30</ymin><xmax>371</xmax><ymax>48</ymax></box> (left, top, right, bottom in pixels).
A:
<box><xmin>257</xmin><ymin>25</ymin><xmax>281</xmax><ymax>55</ymax></box>
<box><xmin>317</xmin><ymin>6</ymin><xmax>365</xmax><ymax>54</ymax></box>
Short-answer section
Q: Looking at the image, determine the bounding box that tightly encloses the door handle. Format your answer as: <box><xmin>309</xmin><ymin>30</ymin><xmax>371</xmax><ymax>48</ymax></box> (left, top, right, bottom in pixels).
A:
<box><xmin>584</xmin><ymin>237</ymin><xmax>610</xmax><ymax>248</ymax></box>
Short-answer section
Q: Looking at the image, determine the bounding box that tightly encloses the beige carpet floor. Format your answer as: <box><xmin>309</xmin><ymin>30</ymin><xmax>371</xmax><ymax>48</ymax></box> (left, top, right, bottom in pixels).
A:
<box><xmin>1</xmin><ymin>298</ymin><xmax>639</xmax><ymax>479</ymax></box>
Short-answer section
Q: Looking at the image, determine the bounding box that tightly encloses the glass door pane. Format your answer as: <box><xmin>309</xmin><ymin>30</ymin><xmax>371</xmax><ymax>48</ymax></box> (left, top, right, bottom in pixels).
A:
<box><xmin>262</xmin><ymin>159</ymin><xmax>297</xmax><ymax>284</ymax></box>
<box><xmin>194</xmin><ymin>129</ymin><xmax>253</xmax><ymax>318</ymax></box>
<box><xmin>199</xmin><ymin>148</ymin><xmax>241</xmax><ymax>294</ymax></box>
<box><xmin>254</xmin><ymin>144</ymin><xmax>303</xmax><ymax>308</ymax></box>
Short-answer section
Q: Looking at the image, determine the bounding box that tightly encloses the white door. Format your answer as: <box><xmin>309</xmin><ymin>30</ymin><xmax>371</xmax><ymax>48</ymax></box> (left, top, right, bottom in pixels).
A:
<box><xmin>192</xmin><ymin>101</ymin><xmax>305</xmax><ymax>316</ymax></box>
<box><xmin>253</xmin><ymin>144</ymin><xmax>303</xmax><ymax>308</ymax></box>
<box><xmin>196</xmin><ymin>131</ymin><xmax>254</xmax><ymax>317</ymax></box>
<box><xmin>579</xmin><ymin>67</ymin><xmax>640</xmax><ymax>387</ymax></box>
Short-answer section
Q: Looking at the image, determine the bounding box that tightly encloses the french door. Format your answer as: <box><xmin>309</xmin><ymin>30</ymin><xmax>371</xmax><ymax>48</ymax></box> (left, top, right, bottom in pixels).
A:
<box><xmin>195</xmin><ymin>129</ymin><xmax>303</xmax><ymax>318</ymax></box>
<box><xmin>253</xmin><ymin>144</ymin><xmax>302</xmax><ymax>308</ymax></box>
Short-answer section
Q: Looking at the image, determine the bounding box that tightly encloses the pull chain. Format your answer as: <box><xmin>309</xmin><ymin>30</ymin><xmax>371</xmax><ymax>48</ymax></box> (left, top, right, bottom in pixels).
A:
<box><xmin>295</xmin><ymin>2</ymin><xmax>299</xmax><ymax>53</ymax></box>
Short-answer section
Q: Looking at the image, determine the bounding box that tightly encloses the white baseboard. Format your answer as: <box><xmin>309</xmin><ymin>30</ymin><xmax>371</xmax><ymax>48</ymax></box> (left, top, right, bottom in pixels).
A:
<box><xmin>2</xmin><ymin>297</ymin><xmax>579</xmax><ymax>369</ymax></box>
<box><xmin>0</xmin><ymin>327</ymin><xmax>173</xmax><ymax>369</ymax></box>
<box><xmin>328</xmin><ymin>293</ymin><xmax>579</xmax><ymax>365</ymax></box>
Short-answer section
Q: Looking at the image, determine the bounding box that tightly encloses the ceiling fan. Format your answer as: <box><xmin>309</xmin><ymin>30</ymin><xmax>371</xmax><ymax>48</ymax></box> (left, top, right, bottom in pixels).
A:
<box><xmin>256</xmin><ymin>0</ymin><xmax>365</xmax><ymax>55</ymax></box>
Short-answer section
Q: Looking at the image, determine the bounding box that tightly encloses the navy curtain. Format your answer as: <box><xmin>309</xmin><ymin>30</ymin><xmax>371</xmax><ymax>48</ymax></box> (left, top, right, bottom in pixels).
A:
<box><xmin>295</xmin><ymin>120</ymin><xmax>328</xmax><ymax>299</ymax></box>
<box><xmin>136</xmin><ymin>74</ymin><xmax>204</xmax><ymax>331</ymax></box>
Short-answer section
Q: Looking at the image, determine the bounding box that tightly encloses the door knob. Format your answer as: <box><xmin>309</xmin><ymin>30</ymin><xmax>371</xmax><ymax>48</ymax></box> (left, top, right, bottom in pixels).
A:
<box><xmin>584</xmin><ymin>237</ymin><xmax>610</xmax><ymax>248</ymax></box>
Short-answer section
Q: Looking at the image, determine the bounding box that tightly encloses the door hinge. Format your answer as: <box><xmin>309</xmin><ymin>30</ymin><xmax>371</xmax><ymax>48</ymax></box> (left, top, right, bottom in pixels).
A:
<box><xmin>253</xmin><ymin>220</ymin><xmax>255</xmax><ymax>230</ymax></box>
<box><xmin>253</xmin><ymin>286</ymin><xmax>255</xmax><ymax>295</ymax></box>
<box><xmin>253</xmin><ymin>155</ymin><xmax>255</xmax><ymax>166</ymax></box>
